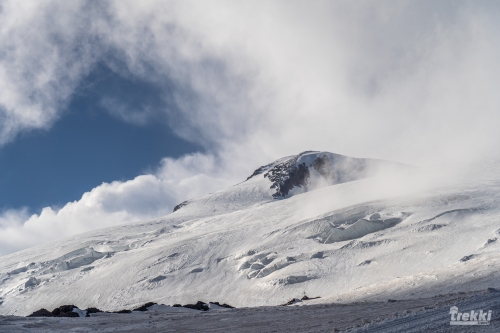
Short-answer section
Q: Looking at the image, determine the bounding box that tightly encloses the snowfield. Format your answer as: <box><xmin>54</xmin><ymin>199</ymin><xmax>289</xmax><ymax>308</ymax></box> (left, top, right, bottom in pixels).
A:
<box><xmin>1</xmin><ymin>151</ymin><xmax>499</xmax><ymax>321</ymax></box>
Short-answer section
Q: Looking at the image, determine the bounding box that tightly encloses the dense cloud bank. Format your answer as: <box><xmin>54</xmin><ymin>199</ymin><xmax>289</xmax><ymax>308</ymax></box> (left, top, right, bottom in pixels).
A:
<box><xmin>1</xmin><ymin>1</ymin><xmax>500</xmax><ymax>254</ymax></box>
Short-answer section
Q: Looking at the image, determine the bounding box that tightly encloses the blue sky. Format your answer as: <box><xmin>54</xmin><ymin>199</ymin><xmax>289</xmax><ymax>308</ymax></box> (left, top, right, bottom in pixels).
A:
<box><xmin>1</xmin><ymin>1</ymin><xmax>499</xmax><ymax>255</ymax></box>
<box><xmin>0</xmin><ymin>63</ymin><xmax>200</xmax><ymax>211</ymax></box>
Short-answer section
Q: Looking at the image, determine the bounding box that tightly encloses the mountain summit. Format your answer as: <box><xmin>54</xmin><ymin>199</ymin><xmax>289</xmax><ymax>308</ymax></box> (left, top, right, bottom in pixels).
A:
<box><xmin>248</xmin><ymin>151</ymin><xmax>411</xmax><ymax>197</ymax></box>
<box><xmin>0</xmin><ymin>151</ymin><xmax>498</xmax><ymax>316</ymax></box>
<box><xmin>174</xmin><ymin>151</ymin><xmax>410</xmax><ymax>213</ymax></box>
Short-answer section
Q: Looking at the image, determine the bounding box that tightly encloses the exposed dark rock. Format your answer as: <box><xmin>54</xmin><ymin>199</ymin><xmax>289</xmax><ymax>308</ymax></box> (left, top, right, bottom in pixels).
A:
<box><xmin>28</xmin><ymin>305</ymin><xmax>81</xmax><ymax>317</ymax></box>
<box><xmin>387</xmin><ymin>299</ymin><xmax>398</xmax><ymax>303</ymax></box>
<box><xmin>51</xmin><ymin>305</ymin><xmax>80</xmax><ymax>317</ymax></box>
<box><xmin>84</xmin><ymin>307</ymin><xmax>103</xmax><ymax>317</ymax></box>
<box><xmin>27</xmin><ymin>309</ymin><xmax>53</xmax><ymax>317</ymax></box>
<box><xmin>486</xmin><ymin>238</ymin><xmax>497</xmax><ymax>245</ymax></box>
<box><xmin>133</xmin><ymin>302</ymin><xmax>157</xmax><ymax>311</ymax></box>
<box><xmin>301</xmin><ymin>295</ymin><xmax>321</xmax><ymax>301</ymax></box>
<box><xmin>265</xmin><ymin>160</ymin><xmax>310</xmax><ymax>197</ymax></box>
<box><xmin>209</xmin><ymin>302</ymin><xmax>235</xmax><ymax>309</ymax></box>
<box><xmin>29</xmin><ymin>305</ymin><xmax>96</xmax><ymax>317</ymax></box>
<box><xmin>280</xmin><ymin>296</ymin><xmax>321</xmax><ymax>306</ymax></box>
<box><xmin>281</xmin><ymin>298</ymin><xmax>299</xmax><ymax>306</ymax></box>
<box><xmin>173</xmin><ymin>201</ymin><xmax>188</xmax><ymax>212</ymax></box>
<box><xmin>486</xmin><ymin>287</ymin><xmax>499</xmax><ymax>293</ymax></box>
<box><xmin>182</xmin><ymin>301</ymin><xmax>209</xmax><ymax>311</ymax></box>
<box><xmin>250</xmin><ymin>151</ymin><xmax>409</xmax><ymax>198</ymax></box>
<box><xmin>27</xmin><ymin>301</ymin><xmax>235</xmax><ymax>317</ymax></box>
<box><xmin>460</xmin><ymin>255</ymin><xmax>474</xmax><ymax>262</ymax></box>
<box><xmin>358</xmin><ymin>260</ymin><xmax>372</xmax><ymax>266</ymax></box>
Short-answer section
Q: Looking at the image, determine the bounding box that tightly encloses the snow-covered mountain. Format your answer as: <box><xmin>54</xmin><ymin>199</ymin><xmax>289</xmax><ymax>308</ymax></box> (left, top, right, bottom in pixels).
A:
<box><xmin>1</xmin><ymin>151</ymin><xmax>499</xmax><ymax>316</ymax></box>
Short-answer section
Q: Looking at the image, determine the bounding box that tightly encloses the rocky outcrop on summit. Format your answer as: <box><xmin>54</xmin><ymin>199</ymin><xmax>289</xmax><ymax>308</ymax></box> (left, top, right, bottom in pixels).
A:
<box><xmin>171</xmin><ymin>151</ymin><xmax>411</xmax><ymax>213</ymax></box>
<box><xmin>255</xmin><ymin>151</ymin><xmax>410</xmax><ymax>198</ymax></box>
<box><xmin>264</xmin><ymin>154</ymin><xmax>310</xmax><ymax>197</ymax></box>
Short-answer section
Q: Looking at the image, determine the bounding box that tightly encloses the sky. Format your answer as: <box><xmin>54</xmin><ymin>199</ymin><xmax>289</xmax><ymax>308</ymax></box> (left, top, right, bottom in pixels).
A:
<box><xmin>0</xmin><ymin>62</ymin><xmax>201</xmax><ymax>211</ymax></box>
<box><xmin>1</xmin><ymin>0</ymin><xmax>500</xmax><ymax>255</ymax></box>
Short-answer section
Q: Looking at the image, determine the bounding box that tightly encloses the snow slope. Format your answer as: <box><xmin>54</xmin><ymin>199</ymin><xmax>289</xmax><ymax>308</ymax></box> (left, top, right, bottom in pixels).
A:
<box><xmin>1</xmin><ymin>151</ymin><xmax>499</xmax><ymax>316</ymax></box>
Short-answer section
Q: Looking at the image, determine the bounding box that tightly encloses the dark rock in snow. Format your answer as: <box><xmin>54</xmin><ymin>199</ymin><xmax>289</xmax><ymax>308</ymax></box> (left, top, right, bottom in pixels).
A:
<box><xmin>182</xmin><ymin>301</ymin><xmax>209</xmax><ymax>311</ymax></box>
<box><xmin>27</xmin><ymin>308</ymin><xmax>53</xmax><ymax>317</ymax></box>
<box><xmin>113</xmin><ymin>309</ymin><xmax>132</xmax><ymax>314</ymax></box>
<box><xmin>133</xmin><ymin>302</ymin><xmax>157</xmax><ymax>311</ymax></box>
<box><xmin>51</xmin><ymin>305</ymin><xmax>80</xmax><ymax>317</ymax></box>
<box><xmin>460</xmin><ymin>255</ymin><xmax>474</xmax><ymax>262</ymax></box>
<box><xmin>486</xmin><ymin>238</ymin><xmax>497</xmax><ymax>245</ymax></box>
<box><xmin>281</xmin><ymin>298</ymin><xmax>300</xmax><ymax>306</ymax></box>
<box><xmin>281</xmin><ymin>295</ymin><xmax>320</xmax><ymax>305</ymax></box>
<box><xmin>209</xmin><ymin>302</ymin><xmax>235</xmax><ymax>309</ymax></box>
<box><xmin>85</xmin><ymin>307</ymin><xmax>103</xmax><ymax>317</ymax></box>
<box><xmin>265</xmin><ymin>158</ymin><xmax>310</xmax><ymax>197</ymax></box>
<box><xmin>301</xmin><ymin>295</ymin><xmax>321</xmax><ymax>301</ymax></box>
<box><xmin>28</xmin><ymin>305</ymin><xmax>86</xmax><ymax>317</ymax></box>
<box><xmin>257</xmin><ymin>151</ymin><xmax>407</xmax><ymax>198</ymax></box>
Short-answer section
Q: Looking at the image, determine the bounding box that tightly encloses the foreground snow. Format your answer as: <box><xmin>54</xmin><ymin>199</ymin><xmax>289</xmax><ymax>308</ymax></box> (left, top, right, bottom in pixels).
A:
<box><xmin>0</xmin><ymin>151</ymin><xmax>499</xmax><ymax>319</ymax></box>
<box><xmin>0</xmin><ymin>289</ymin><xmax>499</xmax><ymax>332</ymax></box>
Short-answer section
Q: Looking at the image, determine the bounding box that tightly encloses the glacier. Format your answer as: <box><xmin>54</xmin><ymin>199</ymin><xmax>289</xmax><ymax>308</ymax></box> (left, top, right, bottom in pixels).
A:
<box><xmin>0</xmin><ymin>151</ymin><xmax>499</xmax><ymax>318</ymax></box>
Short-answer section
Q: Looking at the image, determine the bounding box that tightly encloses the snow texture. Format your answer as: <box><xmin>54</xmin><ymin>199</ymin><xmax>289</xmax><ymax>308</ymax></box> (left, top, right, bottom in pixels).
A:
<box><xmin>0</xmin><ymin>151</ymin><xmax>500</xmax><ymax>323</ymax></box>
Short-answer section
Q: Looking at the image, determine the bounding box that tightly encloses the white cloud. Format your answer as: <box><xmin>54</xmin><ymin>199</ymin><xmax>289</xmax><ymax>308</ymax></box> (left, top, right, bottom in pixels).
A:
<box><xmin>0</xmin><ymin>153</ymin><xmax>237</xmax><ymax>255</ymax></box>
<box><xmin>1</xmin><ymin>1</ymin><xmax>500</xmax><ymax>254</ymax></box>
<box><xmin>0</xmin><ymin>0</ymin><xmax>101</xmax><ymax>144</ymax></box>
